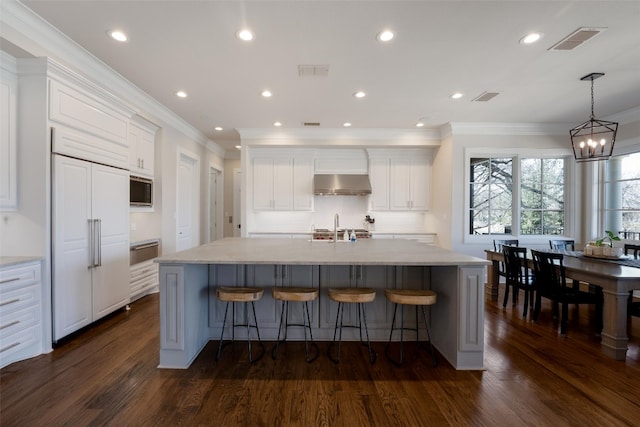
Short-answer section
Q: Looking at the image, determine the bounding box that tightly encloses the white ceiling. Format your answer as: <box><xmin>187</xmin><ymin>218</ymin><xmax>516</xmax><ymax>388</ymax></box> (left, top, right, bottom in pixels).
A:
<box><xmin>18</xmin><ymin>1</ymin><xmax>640</xmax><ymax>153</ymax></box>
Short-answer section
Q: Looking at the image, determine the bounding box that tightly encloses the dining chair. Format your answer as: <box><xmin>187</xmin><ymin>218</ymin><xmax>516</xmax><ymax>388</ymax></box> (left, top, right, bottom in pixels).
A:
<box><xmin>549</xmin><ymin>239</ymin><xmax>575</xmax><ymax>251</ymax></box>
<box><xmin>624</xmin><ymin>244</ymin><xmax>640</xmax><ymax>317</ymax></box>
<box><xmin>531</xmin><ymin>250</ymin><xmax>603</xmax><ymax>336</ymax></box>
<box><xmin>502</xmin><ymin>246</ymin><xmax>536</xmax><ymax>317</ymax></box>
<box><xmin>493</xmin><ymin>239</ymin><xmax>519</xmax><ymax>283</ymax></box>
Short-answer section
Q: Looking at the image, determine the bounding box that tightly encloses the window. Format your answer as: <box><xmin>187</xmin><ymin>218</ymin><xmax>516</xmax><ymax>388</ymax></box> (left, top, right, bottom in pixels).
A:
<box><xmin>603</xmin><ymin>152</ymin><xmax>640</xmax><ymax>240</ymax></box>
<box><xmin>468</xmin><ymin>156</ymin><xmax>566</xmax><ymax>236</ymax></box>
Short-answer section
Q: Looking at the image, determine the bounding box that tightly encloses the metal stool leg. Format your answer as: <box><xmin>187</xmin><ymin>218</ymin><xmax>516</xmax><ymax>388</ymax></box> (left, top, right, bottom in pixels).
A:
<box><xmin>272</xmin><ymin>300</ymin><xmax>288</xmax><ymax>359</ymax></box>
<box><xmin>247</xmin><ymin>301</ymin><xmax>265</xmax><ymax>363</ymax></box>
<box><xmin>421</xmin><ymin>305</ymin><xmax>437</xmax><ymax>367</ymax></box>
<box><xmin>359</xmin><ymin>303</ymin><xmax>376</xmax><ymax>364</ymax></box>
<box><xmin>216</xmin><ymin>301</ymin><xmax>230</xmax><ymax>361</ymax></box>
<box><xmin>328</xmin><ymin>301</ymin><xmax>343</xmax><ymax>363</ymax></box>
<box><xmin>303</xmin><ymin>301</ymin><xmax>319</xmax><ymax>363</ymax></box>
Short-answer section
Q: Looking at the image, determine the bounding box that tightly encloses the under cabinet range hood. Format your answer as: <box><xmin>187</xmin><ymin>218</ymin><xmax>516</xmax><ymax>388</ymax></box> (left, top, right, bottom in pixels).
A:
<box><xmin>313</xmin><ymin>174</ymin><xmax>372</xmax><ymax>196</ymax></box>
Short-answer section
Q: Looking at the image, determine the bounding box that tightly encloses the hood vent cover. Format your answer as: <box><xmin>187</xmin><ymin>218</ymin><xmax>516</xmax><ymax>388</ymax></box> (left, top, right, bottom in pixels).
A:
<box><xmin>314</xmin><ymin>174</ymin><xmax>372</xmax><ymax>196</ymax></box>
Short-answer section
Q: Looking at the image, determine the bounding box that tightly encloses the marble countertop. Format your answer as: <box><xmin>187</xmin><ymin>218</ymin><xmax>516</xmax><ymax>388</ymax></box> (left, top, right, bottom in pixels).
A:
<box><xmin>0</xmin><ymin>256</ymin><xmax>42</xmax><ymax>268</ymax></box>
<box><xmin>156</xmin><ymin>237</ymin><xmax>488</xmax><ymax>266</ymax></box>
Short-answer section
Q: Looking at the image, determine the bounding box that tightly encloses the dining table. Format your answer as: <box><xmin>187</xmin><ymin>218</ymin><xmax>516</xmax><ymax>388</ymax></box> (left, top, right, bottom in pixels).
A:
<box><xmin>486</xmin><ymin>248</ymin><xmax>640</xmax><ymax>361</ymax></box>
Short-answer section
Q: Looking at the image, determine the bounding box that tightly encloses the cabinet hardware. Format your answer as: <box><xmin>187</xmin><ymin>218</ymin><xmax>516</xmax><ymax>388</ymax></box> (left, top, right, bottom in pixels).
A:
<box><xmin>88</xmin><ymin>219</ymin><xmax>94</xmax><ymax>269</ymax></box>
<box><xmin>0</xmin><ymin>342</ymin><xmax>20</xmax><ymax>353</ymax></box>
<box><xmin>0</xmin><ymin>298</ymin><xmax>20</xmax><ymax>307</ymax></box>
<box><xmin>0</xmin><ymin>320</ymin><xmax>20</xmax><ymax>330</ymax></box>
<box><xmin>0</xmin><ymin>277</ymin><xmax>20</xmax><ymax>285</ymax></box>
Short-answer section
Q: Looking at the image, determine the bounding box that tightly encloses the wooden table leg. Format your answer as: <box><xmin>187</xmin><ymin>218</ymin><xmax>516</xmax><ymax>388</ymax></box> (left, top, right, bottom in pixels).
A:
<box><xmin>486</xmin><ymin>259</ymin><xmax>499</xmax><ymax>301</ymax></box>
<box><xmin>600</xmin><ymin>288</ymin><xmax>630</xmax><ymax>360</ymax></box>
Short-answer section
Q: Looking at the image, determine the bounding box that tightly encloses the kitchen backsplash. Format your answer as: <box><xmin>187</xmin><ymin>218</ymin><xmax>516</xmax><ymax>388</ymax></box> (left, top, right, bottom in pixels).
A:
<box><xmin>250</xmin><ymin>196</ymin><xmax>431</xmax><ymax>233</ymax></box>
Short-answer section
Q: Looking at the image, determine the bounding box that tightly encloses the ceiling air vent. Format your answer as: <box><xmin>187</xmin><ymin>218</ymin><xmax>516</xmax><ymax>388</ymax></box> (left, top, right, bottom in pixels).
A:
<box><xmin>472</xmin><ymin>92</ymin><xmax>499</xmax><ymax>102</ymax></box>
<box><xmin>548</xmin><ymin>27</ymin><xmax>606</xmax><ymax>51</ymax></box>
<box><xmin>298</xmin><ymin>64</ymin><xmax>329</xmax><ymax>77</ymax></box>
<box><xmin>303</xmin><ymin>122</ymin><xmax>320</xmax><ymax>127</ymax></box>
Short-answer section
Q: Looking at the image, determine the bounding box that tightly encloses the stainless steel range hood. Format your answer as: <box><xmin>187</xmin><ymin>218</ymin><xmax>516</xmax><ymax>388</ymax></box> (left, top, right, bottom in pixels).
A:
<box><xmin>313</xmin><ymin>174</ymin><xmax>372</xmax><ymax>196</ymax></box>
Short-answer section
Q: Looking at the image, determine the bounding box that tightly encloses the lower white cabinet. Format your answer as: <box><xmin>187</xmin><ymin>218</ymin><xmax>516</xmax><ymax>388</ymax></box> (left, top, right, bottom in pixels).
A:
<box><xmin>0</xmin><ymin>259</ymin><xmax>43</xmax><ymax>369</ymax></box>
<box><xmin>130</xmin><ymin>259</ymin><xmax>158</xmax><ymax>302</ymax></box>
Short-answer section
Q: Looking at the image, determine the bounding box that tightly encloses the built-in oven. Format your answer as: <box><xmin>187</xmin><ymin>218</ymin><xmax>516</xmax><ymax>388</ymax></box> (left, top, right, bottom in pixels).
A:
<box><xmin>130</xmin><ymin>175</ymin><xmax>153</xmax><ymax>207</ymax></box>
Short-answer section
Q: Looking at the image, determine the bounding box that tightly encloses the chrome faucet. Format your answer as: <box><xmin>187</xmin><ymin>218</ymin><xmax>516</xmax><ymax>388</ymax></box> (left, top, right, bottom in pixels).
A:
<box><xmin>334</xmin><ymin>213</ymin><xmax>339</xmax><ymax>242</ymax></box>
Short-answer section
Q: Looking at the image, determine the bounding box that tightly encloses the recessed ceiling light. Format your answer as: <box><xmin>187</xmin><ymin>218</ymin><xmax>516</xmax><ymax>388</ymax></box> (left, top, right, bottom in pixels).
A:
<box><xmin>273</xmin><ymin>121</ymin><xmax>282</xmax><ymax>127</ymax></box>
<box><xmin>235</xmin><ymin>145</ymin><xmax>242</xmax><ymax>150</ymax></box>
<box><xmin>377</xmin><ymin>30</ymin><xmax>394</xmax><ymax>42</ymax></box>
<box><xmin>416</xmin><ymin>122</ymin><xmax>425</xmax><ymax>128</ymax></box>
<box><xmin>108</xmin><ymin>30</ymin><xmax>128</xmax><ymax>42</ymax></box>
<box><xmin>176</xmin><ymin>90</ymin><xmax>187</xmax><ymax>98</ymax></box>
<box><xmin>520</xmin><ymin>32</ymin><xmax>543</xmax><ymax>45</ymax></box>
<box><xmin>353</xmin><ymin>91</ymin><xmax>366</xmax><ymax>98</ymax></box>
<box><xmin>450</xmin><ymin>92</ymin><xmax>464</xmax><ymax>100</ymax></box>
<box><xmin>261</xmin><ymin>90</ymin><xmax>272</xmax><ymax>98</ymax></box>
<box><xmin>343</xmin><ymin>122</ymin><xmax>352</xmax><ymax>127</ymax></box>
<box><xmin>214</xmin><ymin>126</ymin><xmax>223</xmax><ymax>131</ymax></box>
<box><xmin>236</xmin><ymin>29</ymin><xmax>254</xmax><ymax>41</ymax></box>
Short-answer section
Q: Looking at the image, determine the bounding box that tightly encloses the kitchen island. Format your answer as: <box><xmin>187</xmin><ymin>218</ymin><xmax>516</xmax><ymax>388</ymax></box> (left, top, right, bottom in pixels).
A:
<box><xmin>155</xmin><ymin>238</ymin><xmax>489</xmax><ymax>370</ymax></box>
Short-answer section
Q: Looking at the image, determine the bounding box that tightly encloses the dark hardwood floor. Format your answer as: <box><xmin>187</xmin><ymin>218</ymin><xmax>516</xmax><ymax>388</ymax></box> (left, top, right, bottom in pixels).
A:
<box><xmin>2</xmin><ymin>290</ymin><xmax>640</xmax><ymax>426</ymax></box>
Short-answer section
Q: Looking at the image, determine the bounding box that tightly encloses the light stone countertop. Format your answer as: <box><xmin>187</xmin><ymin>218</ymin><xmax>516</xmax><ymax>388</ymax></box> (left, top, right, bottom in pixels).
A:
<box><xmin>0</xmin><ymin>256</ymin><xmax>42</xmax><ymax>268</ymax></box>
<box><xmin>156</xmin><ymin>237</ymin><xmax>488</xmax><ymax>266</ymax></box>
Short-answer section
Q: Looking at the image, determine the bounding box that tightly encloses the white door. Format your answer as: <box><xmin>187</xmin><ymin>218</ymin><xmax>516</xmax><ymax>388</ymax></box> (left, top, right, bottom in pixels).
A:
<box><xmin>233</xmin><ymin>168</ymin><xmax>241</xmax><ymax>237</ymax></box>
<box><xmin>53</xmin><ymin>155</ymin><xmax>93</xmax><ymax>340</ymax></box>
<box><xmin>91</xmin><ymin>163</ymin><xmax>130</xmax><ymax>319</ymax></box>
<box><xmin>177</xmin><ymin>150</ymin><xmax>199</xmax><ymax>251</ymax></box>
<box><xmin>208</xmin><ymin>166</ymin><xmax>220</xmax><ymax>242</ymax></box>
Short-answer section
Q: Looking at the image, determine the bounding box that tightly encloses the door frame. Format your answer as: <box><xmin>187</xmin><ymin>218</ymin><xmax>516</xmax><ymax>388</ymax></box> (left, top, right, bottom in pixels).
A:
<box><xmin>176</xmin><ymin>147</ymin><xmax>200</xmax><ymax>251</ymax></box>
<box><xmin>207</xmin><ymin>163</ymin><xmax>223</xmax><ymax>242</ymax></box>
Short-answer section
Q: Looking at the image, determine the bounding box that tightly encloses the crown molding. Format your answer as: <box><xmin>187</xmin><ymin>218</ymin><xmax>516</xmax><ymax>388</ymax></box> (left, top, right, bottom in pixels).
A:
<box><xmin>1</xmin><ymin>0</ymin><xmax>219</xmax><ymax>152</ymax></box>
<box><xmin>609</xmin><ymin>106</ymin><xmax>640</xmax><ymax>125</ymax></box>
<box><xmin>236</xmin><ymin>127</ymin><xmax>441</xmax><ymax>146</ymax></box>
<box><xmin>448</xmin><ymin>122</ymin><xmax>572</xmax><ymax>136</ymax></box>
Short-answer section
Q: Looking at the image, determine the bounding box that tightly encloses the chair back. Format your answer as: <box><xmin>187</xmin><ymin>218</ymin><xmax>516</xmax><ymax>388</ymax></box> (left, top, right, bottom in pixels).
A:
<box><xmin>549</xmin><ymin>239</ymin><xmax>575</xmax><ymax>251</ymax></box>
<box><xmin>531</xmin><ymin>250</ymin><xmax>567</xmax><ymax>293</ymax></box>
<box><xmin>624</xmin><ymin>244</ymin><xmax>640</xmax><ymax>259</ymax></box>
<box><xmin>493</xmin><ymin>239</ymin><xmax>519</xmax><ymax>252</ymax></box>
<box><xmin>502</xmin><ymin>246</ymin><xmax>530</xmax><ymax>285</ymax></box>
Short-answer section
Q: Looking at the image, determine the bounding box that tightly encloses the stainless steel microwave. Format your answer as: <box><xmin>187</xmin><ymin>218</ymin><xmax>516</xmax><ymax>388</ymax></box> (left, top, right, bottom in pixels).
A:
<box><xmin>130</xmin><ymin>176</ymin><xmax>153</xmax><ymax>207</ymax></box>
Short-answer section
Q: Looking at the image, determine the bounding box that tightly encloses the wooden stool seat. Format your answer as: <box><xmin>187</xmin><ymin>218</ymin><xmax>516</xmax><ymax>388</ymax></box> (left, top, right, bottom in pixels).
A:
<box><xmin>273</xmin><ymin>287</ymin><xmax>319</xmax><ymax>302</ymax></box>
<box><xmin>329</xmin><ymin>288</ymin><xmax>376</xmax><ymax>303</ymax></box>
<box><xmin>217</xmin><ymin>287</ymin><xmax>264</xmax><ymax>302</ymax></box>
<box><xmin>384</xmin><ymin>289</ymin><xmax>436</xmax><ymax>306</ymax></box>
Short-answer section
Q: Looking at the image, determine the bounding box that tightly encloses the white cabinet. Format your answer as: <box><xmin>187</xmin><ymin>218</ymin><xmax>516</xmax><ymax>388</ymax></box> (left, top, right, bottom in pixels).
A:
<box><xmin>252</xmin><ymin>157</ymin><xmax>292</xmax><ymax>210</ymax></box>
<box><xmin>368</xmin><ymin>149</ymin><xmax>432</xmax><ymax>212</ymax></box>
<box><xmin>130</xmin><ymin>259</ymin><xmax>158</xmax><ymax>302</ymax></box>
<box><xmin>129</xmin><ymin>116</ymin><xmax>157</xmax><ymax>178</ymax></box>
<box><xmin>49</xmin><ymin>78</ymin><xmax>131</xmax><ymax>169</ymax></box>
<box><xmin>52</xmin><ymin>154</ymin><xmax>130</xmax><ymax>341</ymax></box>
<box><xmin>251</xmin><ymin>154</ymin><xmax>313</xmax><ymax>211</ymax></box>
<box><xmin>0</xmin><ymin>54</ymin><xmax>17</xmax><ymax>210</ymax></box>
<box><xmin>0</xmin><ymin>259</ymin><xmax>43</xmax><ymax>369</ymax></box>
<box><xmin>390</xmin><ymin>157</ymin><xmax>430</xmax><ymax>211</ymax></box>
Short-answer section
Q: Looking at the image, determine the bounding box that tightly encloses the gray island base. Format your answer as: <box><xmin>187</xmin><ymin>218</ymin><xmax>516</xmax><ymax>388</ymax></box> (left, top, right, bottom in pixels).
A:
<box><xmin>155</xmin><ymin>238</ymin><xmax>489</xmax><ymax>370</ymax></box>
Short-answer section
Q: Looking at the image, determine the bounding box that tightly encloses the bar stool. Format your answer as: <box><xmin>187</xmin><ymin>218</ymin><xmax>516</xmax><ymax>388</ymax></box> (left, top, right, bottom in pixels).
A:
<box><xmin>384</xmin><ymin>288</ymin><xmax>437</xmax><ymax>367</ymax></box>
<box><xmin>272</xmin><ymin>287</ymin><xmax>320</xmax><ymax>363</ymax></box>
<box><xmin>327</xmin><ymin>287</ymin><xmax>376</xmax><ymax>364</ymax></box>
<box><xmin>216</xmin><ymin>287</ymin><xmax>265</xmax><ymax>363</ymax></box>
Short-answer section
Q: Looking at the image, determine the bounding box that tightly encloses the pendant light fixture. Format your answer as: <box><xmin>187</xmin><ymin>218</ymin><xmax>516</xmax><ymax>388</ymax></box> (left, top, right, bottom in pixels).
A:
<box><xmin>569</xmin><ymin>72</ymin><xmax>618</xmax><ymax>162</ymax></box>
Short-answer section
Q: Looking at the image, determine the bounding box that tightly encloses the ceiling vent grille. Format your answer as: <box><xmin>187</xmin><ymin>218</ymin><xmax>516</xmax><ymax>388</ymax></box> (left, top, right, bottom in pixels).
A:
<box><xmin>303</xmin><ymin>122</ymin><xmax>320</xmax><ymax>127</ymax></box>
<box><xmin>298</xmin><ymin>64</ymin><xmax>329</xmax><ymax>77</ymax></box>
<box><xmin>548</xmin><ymin>27</ymin><xmax>606</xmax><ymax>51</ymax></box>
<box><xmin>472</xmin><ymin>92</ymin><xmax>500</xmax><ymax>102</ymax></box>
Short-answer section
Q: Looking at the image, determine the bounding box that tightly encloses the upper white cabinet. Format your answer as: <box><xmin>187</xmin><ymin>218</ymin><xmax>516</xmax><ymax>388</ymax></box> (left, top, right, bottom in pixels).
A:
<box><xmin>49</xmin><ymin>76</ymin><xmax>132</xmax><ymax>169</ymax></box>
<box><xmin>251</xmin><ymin>149</ymin><xmax>313</xmax><ymax>211</ymax></box>
<box><xmin>129</xmin><ymin>116</ymin><xmax>158</xmax><ymax>178</ymax></box>
<box><xmin>0</xmin><ymin>53</ymin><xmax>17</xmax><ymax>210</ymax></box>
<box><xmin>368</xmin><ymin>149</ymin><xmax>432</xmax><ymax>211</ymax></box>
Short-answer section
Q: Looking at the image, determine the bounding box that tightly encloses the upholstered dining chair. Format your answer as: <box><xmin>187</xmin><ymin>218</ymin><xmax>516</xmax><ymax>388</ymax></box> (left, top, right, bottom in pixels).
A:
<box><xmin>549</xmin><ymin>239</ymin><xmax>575</xmax><ymax>251</ymax></box>
<box><xmin>625</xmin><ymin>244</ymin><xmax>640</xmax><ymax>317</ymax></box>
<box><xmin>531</xmin><ymin>250</ymin><xmax>603</xmax><ymax>336</ymax></box>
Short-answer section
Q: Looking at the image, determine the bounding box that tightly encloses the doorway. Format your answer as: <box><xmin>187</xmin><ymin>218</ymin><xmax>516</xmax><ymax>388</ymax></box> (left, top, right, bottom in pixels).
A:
<box><xmin>208</xmin><ymin>164</ymin><xmax>222</xmax><ymax>242</ymax></box>
<box><xmin>176</xmin><ymin>149</ymin><xmax>200</xmax><ymax>251</ymax></box>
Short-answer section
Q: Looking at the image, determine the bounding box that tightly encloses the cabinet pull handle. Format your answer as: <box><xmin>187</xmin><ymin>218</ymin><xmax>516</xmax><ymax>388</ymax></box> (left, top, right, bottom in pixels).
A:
<box><xmin>0</xmin><ymin>277</ymin><xmax>20</xmax><ymax>285</ymax></box>
<box><xmin>141</xmin><ymin>158</ymin><xmax>144</xmax><ymax>169</ymax></box>
<box><xmin>0</xmin><ymin>342</ymin><xmax>20</xmax><ymax>353</ymax></box>
<box><xmin>0</xmin><ymin>298</ymin><xmax>20</xmax><ymax>307</ymax></box>
<box><xmin>96</xmin><ymin>219</ymin><xmax>102</xmax><ymax>267</ymax></box>
<box><xmin>0</xmin><ymin>320</ymin><xmax>20</xmax><ymax>330</ymax></box>
<box><xmin>88</xmin><ymin>219</ymin><xmax>94</xmax><ymax>269</ymax></box>
<box><xmin>131</xmin><ymin>243</ymin><xmax>158</xmax><ymax>251</ymax></box>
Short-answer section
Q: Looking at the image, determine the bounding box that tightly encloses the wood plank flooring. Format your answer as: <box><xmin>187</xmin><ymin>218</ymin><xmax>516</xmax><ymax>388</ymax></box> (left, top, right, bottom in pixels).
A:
<box><xmin>2</xmin><ymin>291</ymin><xmax>640</xmax><ymax>426</ymax></box>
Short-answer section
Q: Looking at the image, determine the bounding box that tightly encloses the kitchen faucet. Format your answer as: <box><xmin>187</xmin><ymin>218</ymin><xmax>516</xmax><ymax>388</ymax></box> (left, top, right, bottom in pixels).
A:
<box><xmin>334</xmin><ymin>213</ymin><xmax>339</xmax><ymax>242</ymax></box>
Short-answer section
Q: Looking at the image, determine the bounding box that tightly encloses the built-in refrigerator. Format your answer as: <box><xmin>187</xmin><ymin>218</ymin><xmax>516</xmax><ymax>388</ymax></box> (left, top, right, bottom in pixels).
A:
<box><xmin>52</xmin><ymin>153</ymin><xmax>130</xmax><ymax>341</ymax></box>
